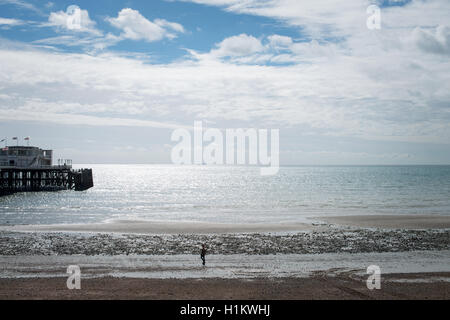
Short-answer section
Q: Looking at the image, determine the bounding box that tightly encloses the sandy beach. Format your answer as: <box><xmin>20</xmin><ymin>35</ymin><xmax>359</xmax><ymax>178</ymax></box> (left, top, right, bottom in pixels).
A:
<box><xmin>2</xmin><ymin>273</ymin><xmax>449</xmax><ymax>300</ymax></box>
<box><xmin>1</xmin><ymin>214</ymin><xmax>449</xmax><ymax>300</ymax></box>
<box><xmin>1</xmin><ymin>250</ymin><xmax>450</xmax><ymax>299</ymax></box>
<box><xmin>0</xmin><ymin>220</ymin><xmax>318</xmax><ymax>235</ymax></box>
<box><xmin>320</xmin><ymin>215</ymin><xmax>450</xmax><ymax>229</ymax></box>
<box><xmin>2</xmin><ymin>214</ymin><xmax>450</xmax><ymax>235</ymax></box>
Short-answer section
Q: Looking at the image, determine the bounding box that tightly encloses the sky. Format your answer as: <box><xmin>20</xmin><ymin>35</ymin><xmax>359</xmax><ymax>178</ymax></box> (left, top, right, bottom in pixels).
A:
<box><xmin>0</xmin><ymin>0</ymin><xmax>449</xmax><ymax>165</ymax></box>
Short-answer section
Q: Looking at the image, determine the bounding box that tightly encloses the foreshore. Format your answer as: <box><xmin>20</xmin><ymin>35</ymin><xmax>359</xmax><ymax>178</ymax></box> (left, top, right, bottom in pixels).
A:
<box><xmin>2</xmin><ymin>273</ymin><xmax>449</xmax><ymax>300</ymax></box>
<box><xmin>320</xmin><ymin>215</ymin><xmax>450</xmax><ymax>229</ymax></box>
<box><xmin>2</xmin><ymin>214</ymin><xmax>450</xmax><ymax>235</ymax></box>
<box><xmin>0</xmin><ymin>214</ymin><xmax>449</xmax><ymax>300</ymax></box>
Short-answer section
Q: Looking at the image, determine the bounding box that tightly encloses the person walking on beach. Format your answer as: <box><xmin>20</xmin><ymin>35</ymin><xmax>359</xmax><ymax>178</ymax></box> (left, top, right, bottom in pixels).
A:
<box><xmin>200</xmin><ymin>244</ymin><xmax>207</xmax><ymax>266</ymax></box>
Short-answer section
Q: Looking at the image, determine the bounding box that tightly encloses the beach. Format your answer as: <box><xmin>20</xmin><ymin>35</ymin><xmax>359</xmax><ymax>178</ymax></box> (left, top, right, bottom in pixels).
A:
<box><xmin>0</xmin><ymin>214</ymin><xmax>449</xmax><ymax>300</ymax></box>
<box><xmin>2</xmin><ymin>214</ymin><xmax>450</xmax><ymax>234</ymax></box>
<box><xmin>321</xmin><ymin>215</ymin><xmax>450</xmax><ymax>229</ymax></box>
<box><xmin>2</xmin><ymin>273</ymin><xmax>449</xmax><ymax>300</ymax></box>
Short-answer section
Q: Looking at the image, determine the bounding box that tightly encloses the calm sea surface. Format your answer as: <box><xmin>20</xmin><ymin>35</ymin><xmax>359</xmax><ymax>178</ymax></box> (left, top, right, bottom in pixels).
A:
<box><xmin>1</xmin><ymin>165</ymin><xmax>449</xmax><ymax>226</ymax></box>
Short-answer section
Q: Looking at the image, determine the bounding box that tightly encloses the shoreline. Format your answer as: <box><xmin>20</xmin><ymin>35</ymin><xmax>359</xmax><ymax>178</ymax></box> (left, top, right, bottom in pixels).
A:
<box><xmin>0</xmin><ymin>220</ymin><xmax>320</xmax><ymax>235</ymax></box>
<box><xmin>318</xmin><ymin>215</ymin><xmax>450</xmax><ymax>229</ymax></box>
<box><xmin>1</xmin><ymin>214</ymin><xmax>450</xmax><ymax>235</ymax></box>
<box><xmin>1</xmin><ymin>214</ymin><xmax>449</xmax><ymax>257</ymax></box>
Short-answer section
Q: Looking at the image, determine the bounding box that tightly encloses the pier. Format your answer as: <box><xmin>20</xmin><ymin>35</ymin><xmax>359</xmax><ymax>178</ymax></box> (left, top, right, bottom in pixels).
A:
<box><xmin>0</xmin><ymin>144</ymin><xmax>93</xmax><ymax>196</ymax></box>
<box><xmin>0</xmin><ymin>167</ymin><xmax>93</xmax><ymax>196</ymax></box>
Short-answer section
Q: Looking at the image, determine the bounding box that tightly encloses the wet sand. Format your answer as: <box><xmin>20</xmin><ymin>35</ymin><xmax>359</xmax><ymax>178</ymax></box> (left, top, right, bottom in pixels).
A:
<box><xmin>2</xmin><ymin>251</ymin><xmax>449</xmax><ymax>279</ymax></box>
<box><xmin>2</xmin><ymin>215</ymin><xmax>450</xmax><ymax>235</ymax></box>
<box><xmin>321</xmin><ymin>215</ymin><xmax>450</xmax><ymax>229</ymax></box>
<box><xmin>1</xmin><ymin>273</ymin><xmax>449</xmax><ymax>300</ymax></box>
<box><xmin>1</xmin><ymin>250</ymin><xmax>450</xmax><ymax>299</ymax></box>
<box><xmin>1</xmin><ymin>220</ymin><xmax>317</xmax><ymax>234</ymax></box>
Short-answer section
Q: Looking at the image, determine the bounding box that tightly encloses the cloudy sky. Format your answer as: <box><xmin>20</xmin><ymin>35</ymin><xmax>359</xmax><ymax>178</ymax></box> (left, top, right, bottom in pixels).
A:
<box><xmin>0</xmin><ymin>0</ymin><xmax>449</xmax><ymax>164</ymax></box>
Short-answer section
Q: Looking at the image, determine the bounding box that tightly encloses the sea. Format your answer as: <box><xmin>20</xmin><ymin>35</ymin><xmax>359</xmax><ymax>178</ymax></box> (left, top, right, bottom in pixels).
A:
<box><xmin>1</xmin><ymin>165</ymin><xmax>449</xmax><ymax>226</ymax></box>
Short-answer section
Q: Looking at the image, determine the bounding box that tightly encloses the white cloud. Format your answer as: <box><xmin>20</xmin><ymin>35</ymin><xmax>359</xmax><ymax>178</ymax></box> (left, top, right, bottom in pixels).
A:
<box><xmin>154</xmin><ymin>18</ymin><xmax>185</xmax><ymax>33</ymax></box>
<box><xmin>413</xmin><ymin>25</ymin><xmax>450</xmax><ymax>55</ymax></box>
<box><xmin>0</xmin><ymin>108</ymin><xmax>187</xmax><ymax>129</ymax></box>
<box><xmin>190</xmin><ymin>33</ymin><xmax>342</xmax><ymax>64</ymax></box>
<box><xmin>182</xmin><ymin>0</ymin><xmax>450</xmax><ymax>42</ymax></box>
<box><xmin>37</xmin><ymin>8</ymin><xmax>185</xmax><ymax>51</ymax></box>
<box><xmin>211</xmin><ymin>33</ymin><xmax>264</xmax><ymax>57</ymax></box>
<box><xmin>33</xmin><ymin>33</ymin><xmax>121</xmax><ymax>51</ymax></box>
<box><xmin>182</xmin><ymin>0</ymin><xmax>366</xmax><ymax>38</ymax></box>
<box><xmin>0</xmin><ymin>45</ymin><xmax>449</xmax><ymax>145</ymax></box>
<box><xmin>268</xmin><ymin>34</ymin><xmax>293</xmax><ymax>50</ymax></box>
<box><xmin>190</xmin><ymin>33</ymin><xmax>268</xmax><ymax>63</ymax></box>
<box><xmin>0</xmin><ymin>17</ymin><xmax>23</xmax><ymax>26</ymax></box>
<box><xmin>0</xmin><ymin>0</ymin><xmax>42</xmax><ymax>15</ymax></box>
<box><xmin>107</xmin><ymin>8</ymin><xmax>184</xmax><ymax>42</ymax></box>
